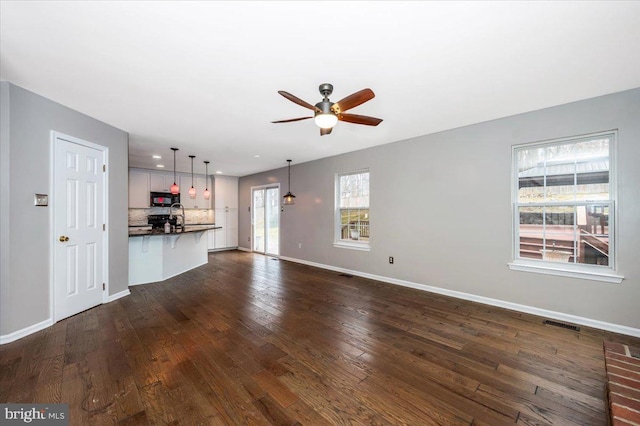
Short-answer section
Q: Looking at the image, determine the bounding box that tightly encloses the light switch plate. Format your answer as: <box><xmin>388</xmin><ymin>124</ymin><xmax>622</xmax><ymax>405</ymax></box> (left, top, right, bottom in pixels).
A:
<box><xmin>34</xmin><ymin>193</ymin><xmax>48</xmax><ymax>206</ymax></box>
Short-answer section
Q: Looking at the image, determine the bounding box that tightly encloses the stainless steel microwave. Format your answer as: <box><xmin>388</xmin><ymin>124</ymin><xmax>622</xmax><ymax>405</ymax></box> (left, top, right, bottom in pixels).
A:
<box><xmin>150</xmin><ymin>192</ymin><xmax>179</xmax><ymax>207</ymax></box>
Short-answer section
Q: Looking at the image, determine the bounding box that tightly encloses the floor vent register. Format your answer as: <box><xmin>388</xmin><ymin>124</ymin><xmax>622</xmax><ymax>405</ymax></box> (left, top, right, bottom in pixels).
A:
<box><xmin>542</xmin><ymin>319</ymin><xmax>581</xmax><ymax>332</ymax></box>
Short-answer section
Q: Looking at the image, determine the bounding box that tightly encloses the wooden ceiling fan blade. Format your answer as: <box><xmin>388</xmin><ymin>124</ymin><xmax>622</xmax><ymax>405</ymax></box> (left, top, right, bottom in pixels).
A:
<box><xmin>332</xmin><ymin>88</ymin><xmax>375</xmax><ymax>113</ymax></box>
<box><xmin>338</xmin><ymin>113</ymin><xmax>383</xmax><ymax>126</ymax></box>
<box><xmin>277</xmin><ymin>91</ymin><xmax>318</xmax><ymax>111</ymax></box>
<box><xmin>271</xmin><ymin>117</ymin><xmax>312</xmax><ymax>123</ymax></box>
<box><xmin>320</xmin><ymin>127</ymin><xmax>333</xmax><ymax>136</ymax></box>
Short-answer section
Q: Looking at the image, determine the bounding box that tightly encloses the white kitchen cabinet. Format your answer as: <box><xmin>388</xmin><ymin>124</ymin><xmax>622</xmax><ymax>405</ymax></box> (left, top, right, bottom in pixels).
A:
<box><xmin>180</xmin><ymin>175</ymin><xmax>194</xmax><ymax>205</ymax></box>
<box><xmin>207</xmin><ymin>229</ymin><xmax>216</xmax><ymax>250</ymax></box>
<box><xmin>180</xmin><ymin>175</ymin><xmax>211</xmax><ymax>209</ymax></box>
<box><xmin>198</xmin><ymin>176</ymin><xmax>212</xmax><ymax>209</ymax></box>
<box><xmin>139</xmin><ymin>169</ymin><xmax>213</xmax><ymax>209</ymax></box>
<box><xmin>225</xmin><ymin>209</ymin><xmax>238</xmax><ymax>247</ymax></box>
<box><xmin>214</xmin><ymin>209</ymin><xmax>226</xmax><ymax>248</ymax></box>
<box><xmin>210</xmin><ymin>176</ymin><xmax>238</xmax><ymax>249</ymax></box>
<box><xmin>149</xmin><ymin>172</ymin><xmax>177</xmax><ymax>192</ymax></box>
<box><xmin>214</xmin><ymin>176</ymin><xmax>238</xmax><ymax>210</ymax></box>
<box><xmin>129</xmin><ymin>170</ymin><xmax>150</xmax><ymax>208</ymax></box>
<box><xmin>212</xmin><ymin>208</ymin><xmax>238</xmax><ymax>250</ymax></box>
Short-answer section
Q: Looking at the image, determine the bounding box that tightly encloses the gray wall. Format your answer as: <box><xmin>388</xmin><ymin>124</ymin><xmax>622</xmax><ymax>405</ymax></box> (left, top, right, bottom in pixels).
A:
<box><xmin>0</xmin><ymin>82</ymin><xmax>129</xmax><ymax>336</ymax></box>
<box><xmin>239</xmin><ymin>88</ymin><xmax>640</xmax><ymax>330</ymax></box>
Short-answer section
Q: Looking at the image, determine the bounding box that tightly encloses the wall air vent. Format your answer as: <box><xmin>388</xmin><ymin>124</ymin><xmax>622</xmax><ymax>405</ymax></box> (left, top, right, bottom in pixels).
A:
<box><xmin>543</xmin><ymin>319</ymin><xmax>580</xmax><ymax>332</ymax></box>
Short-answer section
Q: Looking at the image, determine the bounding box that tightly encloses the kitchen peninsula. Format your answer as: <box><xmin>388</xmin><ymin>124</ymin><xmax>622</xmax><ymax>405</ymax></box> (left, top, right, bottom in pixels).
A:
<box><xmin>127</xmin><ymin>168</ymin><xmax>239</xmax><ymax>285</ymax></box>
<box><xmin>129</xmin><ymin>225</ymin><xmax>220</xmax><ymax>285</ymax></box>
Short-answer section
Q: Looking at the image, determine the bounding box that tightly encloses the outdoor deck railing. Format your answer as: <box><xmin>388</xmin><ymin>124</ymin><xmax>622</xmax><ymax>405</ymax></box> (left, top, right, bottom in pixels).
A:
<box><xmin>341</xmin><ymin>221</ymin><xmax>370</xmax><ymax>240</ymax></box>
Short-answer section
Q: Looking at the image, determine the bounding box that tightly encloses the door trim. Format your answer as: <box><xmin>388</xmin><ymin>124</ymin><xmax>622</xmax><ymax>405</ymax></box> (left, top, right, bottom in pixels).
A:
<box><xmin>50</xmin><ymin>131</ymin><xmax>109</xmax><ymax>322</ymax></box>
<box><xmin>250</xmin><ymin>183</ymin><xmax>280</xmax><ymax>257</ymax></box>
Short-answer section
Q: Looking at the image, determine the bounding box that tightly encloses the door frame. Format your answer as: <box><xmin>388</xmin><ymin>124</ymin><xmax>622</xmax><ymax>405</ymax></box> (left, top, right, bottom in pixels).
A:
<box><xmin>250</xmin><ymin>183</ymin><xmax>280</xmax><ymax>256</ymax></box>
<box><xmin>49</xmin><ymin>131</ymin><xmax>109</xmax><ymax>322</ymax></box>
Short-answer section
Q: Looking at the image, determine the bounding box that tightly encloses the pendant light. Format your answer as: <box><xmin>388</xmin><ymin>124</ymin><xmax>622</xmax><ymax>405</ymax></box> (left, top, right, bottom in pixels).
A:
<box><xmin>170</xmin><ymin>148</ymin><xmax>180</xmax><ymax>195</ymax></box>
<box><xmin>188</xmin><ymin>155</ymin><xmax>196</xmax><ymax>199</ymax></box>
<box><xmin>203</xmin><ymin>161</ymin><xmax>211</xmax><ymax>200</ymax></box>
<box><xmin>283</xmin><ymin>159</ymin><xmax>296</xmax><ymax>205</ymax></box>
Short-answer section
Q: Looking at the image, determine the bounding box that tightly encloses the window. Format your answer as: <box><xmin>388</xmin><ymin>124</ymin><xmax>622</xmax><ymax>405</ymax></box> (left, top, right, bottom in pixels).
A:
<box><xmin>509</xmin><ymin>131</ymin><xmax>622</xmax><ymax>283</ymax></box>
<box><xmin>335</xmin><ymin>170</ymin><xmax>370</xmax><ymax>250</ymax></box>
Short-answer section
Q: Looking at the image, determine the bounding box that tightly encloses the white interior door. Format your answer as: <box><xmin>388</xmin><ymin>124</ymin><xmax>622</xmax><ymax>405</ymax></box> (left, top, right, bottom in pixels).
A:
<box><xmin>53</xmin><ymin>134</ymin><xmax>106</xmax><ymax>321</ymax></box>
<box><xmin>252</xmin><ymin>186</ymin><xmax>279</xmax><ymax>256</ymax></box>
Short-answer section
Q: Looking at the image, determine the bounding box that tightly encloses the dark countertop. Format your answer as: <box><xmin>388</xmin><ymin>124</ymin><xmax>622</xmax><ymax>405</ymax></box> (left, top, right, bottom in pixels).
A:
<box><xmin>128</xmin><ymin>222</ymin><xmax>216</xmax><ymax>228</ymax></box>
<box><xmin>129</xmin><ymin>225</ymin><xmax>221</xmax><ymax>237</ymax></box>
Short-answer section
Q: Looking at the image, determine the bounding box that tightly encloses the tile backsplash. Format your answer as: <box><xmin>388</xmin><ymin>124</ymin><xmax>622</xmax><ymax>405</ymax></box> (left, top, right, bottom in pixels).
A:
<box><xmin>129</xmin><ymin>208</ymin><xmax>215</xmax><ymax>226</ymax></box>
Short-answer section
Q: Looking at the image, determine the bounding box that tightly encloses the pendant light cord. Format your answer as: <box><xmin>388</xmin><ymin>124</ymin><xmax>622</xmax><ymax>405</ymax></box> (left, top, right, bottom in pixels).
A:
<box><xmin>189</xmin><ymin>155</ymin><xmax>195</xmax><ymax>187</ymax></box>
<box><xmin>171</xmin><ymin>147</ymin><xmax>178</xmax><ymax>184</ymax></box>
<box><xmin>204</xmin><ymin>161</ymin><xmax>209</xmax><ymax>189</ymax></box>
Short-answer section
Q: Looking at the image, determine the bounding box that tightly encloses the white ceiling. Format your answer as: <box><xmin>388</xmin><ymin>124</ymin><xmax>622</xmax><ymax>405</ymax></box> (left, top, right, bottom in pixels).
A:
<box><xmin>2</xmin><ymin>1</ymin><xmax>639</xmax><ymax>176</ymax></box>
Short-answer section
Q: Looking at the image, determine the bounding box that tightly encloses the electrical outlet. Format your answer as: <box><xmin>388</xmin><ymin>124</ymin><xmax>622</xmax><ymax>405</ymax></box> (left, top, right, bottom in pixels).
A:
<box><xmin>389</xmin><ymin>256</ymin><xmax>394</xmax><ymax>264</ymax></box>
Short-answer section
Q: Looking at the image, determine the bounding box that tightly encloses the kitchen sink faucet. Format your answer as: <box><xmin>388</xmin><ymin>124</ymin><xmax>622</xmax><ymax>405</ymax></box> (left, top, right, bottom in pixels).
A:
<box><xmin>169</xmin><ymin>203</ymin><xmax>185</xmax><ymax>229</ymax></box>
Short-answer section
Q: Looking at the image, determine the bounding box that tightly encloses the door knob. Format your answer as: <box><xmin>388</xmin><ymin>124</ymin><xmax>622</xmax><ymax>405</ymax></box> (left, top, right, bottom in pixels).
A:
<box><xmin>59</xmin><ymin>236</ymin><xmax>69</xmax><ymax>242</ymax></box>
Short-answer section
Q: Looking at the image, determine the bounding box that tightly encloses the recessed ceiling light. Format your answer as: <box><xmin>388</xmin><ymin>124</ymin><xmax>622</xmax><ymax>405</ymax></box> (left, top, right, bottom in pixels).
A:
<box><xmin>254</xmin><ymin>155</ymin><xmax>260</xmax><ymax>158</ymax></box>
<box><xmin>156</xmin><ymin>164</ymin><xmax>165</xmax><ymax>168</ymax></box>
<box><xmin>216</xmin><ymin>171</ymin><xmax>223</xmax><ymax>174</ymax></box>
<box><xmin>152</xmin><ymin>155</ymin><xmax>162</xmax><ymax>159</ymax></box>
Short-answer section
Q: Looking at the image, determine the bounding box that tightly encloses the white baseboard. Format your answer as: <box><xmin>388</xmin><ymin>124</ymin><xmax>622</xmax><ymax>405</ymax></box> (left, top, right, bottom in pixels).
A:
<box><xmin>0</xmin><ymin>318</ymin><xmax>54</xmax><ymax>345</ymax></box>
<box><xmin>108</xmin><ymin>289</ymin><xmax>130</xmax><ymax>302</ymax></box>
<box><xmin>5</xmin><ymin>256</ymin><xmax>637</xmax><ymax>344</ymax></box>
<box><xmin>208</xmin><ymin>247</ymin><xmax>240</xmax><ymax>252</ymax></box>
<box><xmin>279</xmin><ymin>256</ymin><xmax>640</xmax><ymax>338</ymax></box>
<box><xmin>237</xmin><ymin>246</ymin><xmax>251</xmax><ymax>252</ymax></box>
<box><xmin>1</xmin><ymin>289</ymin><xmax>131</xmax><ymax>345</ymax></box>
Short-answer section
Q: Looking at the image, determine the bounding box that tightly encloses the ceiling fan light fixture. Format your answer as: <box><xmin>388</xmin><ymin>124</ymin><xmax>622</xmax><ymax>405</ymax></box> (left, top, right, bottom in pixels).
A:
<box><xmin>314</xmin><ymin>112</ymin><xmax>338</xmax><ymax>129</ymax></box>
<box><xmin>274</xmin><ymin>84</ymin><xmax>381</xmax><ymax>133</ymax></box>
<box><xmin>314</xmin><ymin>100</ymin><xmax>338</xmax><ymax>129</ymax></box>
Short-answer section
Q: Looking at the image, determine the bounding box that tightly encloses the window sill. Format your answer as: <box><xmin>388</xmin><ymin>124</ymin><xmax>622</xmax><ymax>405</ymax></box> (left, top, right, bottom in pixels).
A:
<box><xmin>333</xmin><ymin>241</ymin><xmax>371</xmax><ymax>252</ymax></box>
<box><xmin>508</xmin><ymin>260</ymin><xmax>624</xmax><ymax>283</ymax></box>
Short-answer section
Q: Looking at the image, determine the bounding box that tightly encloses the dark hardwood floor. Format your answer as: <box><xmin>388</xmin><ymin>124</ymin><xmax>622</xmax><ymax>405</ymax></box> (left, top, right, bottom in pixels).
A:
<box><xmin>2</xmin><ymin>250</ymin><xmax>639</xmax><ymax>425</ymax></box>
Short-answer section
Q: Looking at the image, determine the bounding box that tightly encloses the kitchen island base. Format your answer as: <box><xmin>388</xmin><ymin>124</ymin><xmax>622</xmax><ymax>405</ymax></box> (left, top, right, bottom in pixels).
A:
<box><xmin>129</xmin><ymin>231</ymin><xmax>208</xmax><ymax>285</ymax></box>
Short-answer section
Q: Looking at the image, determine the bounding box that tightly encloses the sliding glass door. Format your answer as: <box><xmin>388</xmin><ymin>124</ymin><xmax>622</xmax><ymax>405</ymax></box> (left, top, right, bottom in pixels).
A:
<box><xmin>252</xmin><ymin>185</ymin><xmax>280</xmax><ymax>256</ymax></box>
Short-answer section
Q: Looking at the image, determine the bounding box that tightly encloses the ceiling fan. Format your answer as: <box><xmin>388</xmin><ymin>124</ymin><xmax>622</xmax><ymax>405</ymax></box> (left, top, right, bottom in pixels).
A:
<box><xmin>272</xmin><ymin>83</ymin><xmax>383</xmax><ymax>136</ymax></box>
